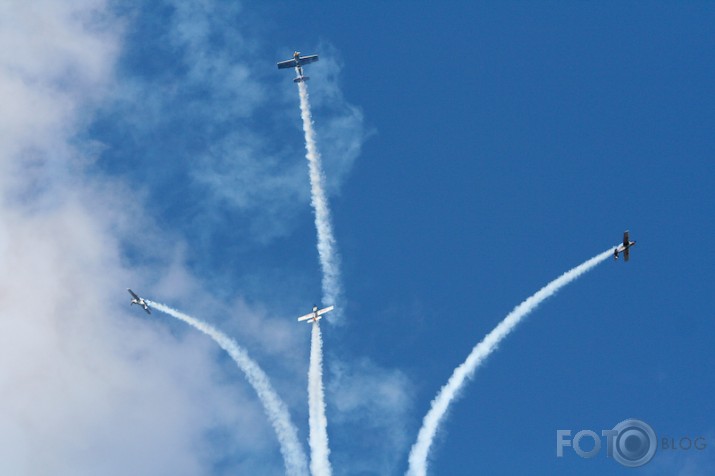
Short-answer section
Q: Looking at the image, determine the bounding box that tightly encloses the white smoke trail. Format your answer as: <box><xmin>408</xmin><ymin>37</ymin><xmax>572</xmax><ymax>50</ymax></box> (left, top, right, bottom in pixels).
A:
<box><xmin>297</xmin><ymin>79</ymin><xmax>337</xmax><ymax>474</ymax></box>
<box><xmin>406</xmin><ymin>248</ymin><xmax>614</xmax><ymax>476</ymax></box>
<box><xmin>308</xmin><ymin>321</ymin><xmax>331</xmax><ymax>476</ymax></box>
<box><xmin>147</xmin><ymin>301</ymin><xmax>309</xmax><ymax>476</ymax></box>
<box><xmin>297</xmin><ymin>80</ymin><xmax>342</xmax><ymax>311</ymax></box>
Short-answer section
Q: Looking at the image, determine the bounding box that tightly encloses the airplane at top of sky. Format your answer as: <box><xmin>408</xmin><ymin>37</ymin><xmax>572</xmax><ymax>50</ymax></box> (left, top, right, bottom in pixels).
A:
<box><xmin>127</xmin><ymin>288</ymin><xmax>151</xmax><ymax>314</ymax></box>
<box><xmin>277</xmin><ymin>51</ymin><xmax>319</xmax><ymax>83</ymax></box>
<box><xmin>614</xmin><ymin>230</ymin><xmax>636</xmax><ymax>261</ymax></box>
<box><xmin>297</xmin><ymin>304</ymin><xmax>334</xmax><ymax>323</ymax></box>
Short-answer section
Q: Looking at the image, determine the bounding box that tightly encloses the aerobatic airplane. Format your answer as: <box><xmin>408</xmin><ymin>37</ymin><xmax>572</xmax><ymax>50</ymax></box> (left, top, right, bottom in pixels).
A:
<box><xmin>277</xmin><ymin>51</ymin><xmax>319</xmax><ymax>83</ymax></box>
<box><xmin>127</xmin><ymin>289</ymin><xmax>151</xmax><ymax>314</ymax></box>
<box><xmin>297</xmin><ymin>304</ymin><xmax>334</xmax><ymax>323</ymax></box>
<box><xmin>614</xmin><ymin>230</ymin><xmax>636</xmax><ymax>261</ymax></box>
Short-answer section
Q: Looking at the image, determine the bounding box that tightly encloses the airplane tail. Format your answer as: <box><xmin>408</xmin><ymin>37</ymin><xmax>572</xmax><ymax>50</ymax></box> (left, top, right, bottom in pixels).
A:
<box><xmin>294</xmin><ymin>76</ymin><xmax>309</xmax><ymax>83</ymax></box>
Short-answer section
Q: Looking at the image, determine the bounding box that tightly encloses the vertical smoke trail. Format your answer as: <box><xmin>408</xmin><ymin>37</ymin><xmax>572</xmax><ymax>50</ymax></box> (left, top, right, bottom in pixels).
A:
<box><xmin>147</xmin><ymin>301</ymin><xmax>309</xmax><ymax>476</ymax></box>
<box><xmin>308</xmin><ymin>321</ymin><xmax>331</xmax><ymax>476</ymax></box>
<box><xmin>296</xmin><ymin>80</ymin><xmax>336</xmax><ymax>474</ymax></box>
<box><xmin>406</xmin><ymin>248</ymin><xmax>614</xmax><ymax>476</ymax></box>
<box><xmin>297</xmin><ymin>80</ymin><xmax>342</xmax><ymax>311</ymax></box>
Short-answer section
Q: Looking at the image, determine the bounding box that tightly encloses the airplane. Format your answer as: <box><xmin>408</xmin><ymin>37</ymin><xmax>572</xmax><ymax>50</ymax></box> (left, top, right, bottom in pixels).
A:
<box><xmin>127</xmin><ymin>289</ymin><xmax>151</xmax><ymax>314</ymax></box>
<box><xmin>613</xmin><ymin>230</ymin><xmax>636</xmax><ymax>261</ymax></box>
<box><xmin>297</xmin><ymin>304</ymin><xmax>334</xmax><ymax>323</ymax></box>
<box><xmin>277</xmin><ymin>51</ymin><xmax>319</xmax><ymax>83</ymax></box>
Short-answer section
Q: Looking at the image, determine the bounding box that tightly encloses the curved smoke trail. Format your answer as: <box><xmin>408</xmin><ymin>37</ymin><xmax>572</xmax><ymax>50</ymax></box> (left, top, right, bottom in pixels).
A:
<box><xmin>147</xmin><ymin>301</ymin><xmax>309</xmax><ymax>476</ymax></box>
<box><xmin>297</xmin><ymin>80</ymin><xmax>342</xmax><ymax>312</ymax></box>
<box><xmin>296</xmin><ymin>80</ymin><xmax>336</xmax><ymax>475</ymax></box>
<box><xmin>406</xmin><ymin>248</ymin><xmax>614</xmax><ymax>476</ymax></box>
<box><xmin>308</xmin><ymin>322</ymin><xmax>331</xmax><ymax>476</ymax></box>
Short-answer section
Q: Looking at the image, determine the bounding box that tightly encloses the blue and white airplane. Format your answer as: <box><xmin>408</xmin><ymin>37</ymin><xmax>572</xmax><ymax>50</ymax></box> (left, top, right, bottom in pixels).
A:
<box><xmin>277</xmin><ymin>51</ymin><xmax>319</xmax><ymax>83</ymax></box>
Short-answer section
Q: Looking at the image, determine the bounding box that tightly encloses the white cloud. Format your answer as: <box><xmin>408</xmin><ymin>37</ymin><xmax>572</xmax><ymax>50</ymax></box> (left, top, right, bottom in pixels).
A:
<box><xmin>0</xmin><ymin>1</ymin><xmax>399</xmax><ymax>474</ymax></box>
<box><xmin>0</xmin><ymin>2</ymin><xmax>299</xmax><ymax>474</ymax></box>
<box><xmin>0</xmin><ymin>0</ymin><xmax>120</xmax><ymax>190</ymax></box>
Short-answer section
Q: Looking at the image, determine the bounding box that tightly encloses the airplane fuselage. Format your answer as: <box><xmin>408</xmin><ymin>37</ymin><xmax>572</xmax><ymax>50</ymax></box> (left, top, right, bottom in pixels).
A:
<box><xmin>616</xmin><ymin>241</ymin><xmax>636</xmax><ymax>252</ymax></box>
<box><xmin>614</xmin><ymin>241</ymin><xmax>636</xmax><ymax>259</ymax></box>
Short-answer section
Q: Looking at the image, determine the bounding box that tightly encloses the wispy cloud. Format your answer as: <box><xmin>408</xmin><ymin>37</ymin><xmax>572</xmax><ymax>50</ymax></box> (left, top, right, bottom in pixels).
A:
<box><xmin>0</xmin><ymin>0</ymin><xmax>120</xmax><ymax>192</ymax></box>
<box><xmin>91</xmin><ymin>1</ymin><xmax>368</xmax><ymax>245</ymax></box>
<box><xmin>328</xmin><ymin>358</ymin><xmax>414</xmax><ymax>475</ymax></box>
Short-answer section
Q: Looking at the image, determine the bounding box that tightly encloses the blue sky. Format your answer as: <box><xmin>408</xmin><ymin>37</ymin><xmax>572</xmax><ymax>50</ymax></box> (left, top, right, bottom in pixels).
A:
<box><xmin>1</xmin><ymin>1</ymin><xmax>713</xmax><ymax>475</ymax></box>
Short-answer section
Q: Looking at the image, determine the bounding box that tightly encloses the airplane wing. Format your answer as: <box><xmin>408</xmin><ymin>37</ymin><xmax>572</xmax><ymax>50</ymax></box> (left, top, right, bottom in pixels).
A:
<box><xmin>277</xmin><ymin>59</ymin><xmax>298</xmax><ymax>69</ymax></box>
<box><xmin>299</xmin><ymin>55</ymin><xmax>319</xmax><ymax>65</ymax></box>
<box><xmin>144</xmin><ymin>307</ymin><xmax>151</xmax><ymax>315</ymax></box>
<box><xmin>316</xmin><ymin>305</ymin><xmax>334</xmax><ymax>316</ymax></box>
<box><xmin>623</xmin><ymin>231</ymin><xmax>630</xmax><ymax>247</ymax></box>
<box><xmin>624</xmin><ymin>246</ymin><xmax>630</xmax><ymax>262</ymax></box>
<box><xmin>297</xmin><ymin>312</ymin><xmax>314</xmax><ymax>322</ymax></box>
<box><xmin>127</xmin><ymin>289</ymin><xmax>139</xmax><ymax>299</ymax></box>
